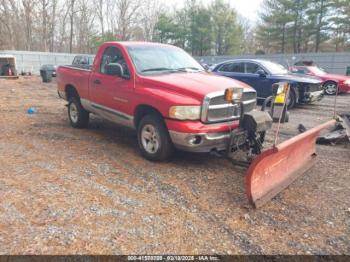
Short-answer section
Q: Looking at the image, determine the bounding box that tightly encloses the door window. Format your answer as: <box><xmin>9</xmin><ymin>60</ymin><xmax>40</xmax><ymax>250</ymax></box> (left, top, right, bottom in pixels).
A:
<box><xmin>100</xmin><ymin>46</ymin><xmax>129</xmax><ymax>76</ymax></box>
<box><xmin>219</xmin><ymin>62</ymin><xmax>245</xmax><ymax>73</ymax></box>
<box><xmin>219</xmin><ymin>63</ymin><xmax>234</xmax><ymax>72</ymax></box>
<box><xmin>231</xmin><ymin>62</ymin><xmax>245</xmax><ymax>73</ymax></box>
<box><xmin>245</xmin><ymin>62</ymin><xmax>263</xmax><ymax>74</ymax></box>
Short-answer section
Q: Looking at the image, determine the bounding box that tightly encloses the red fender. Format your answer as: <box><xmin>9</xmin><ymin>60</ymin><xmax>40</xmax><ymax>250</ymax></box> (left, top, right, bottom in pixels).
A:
<box><xmin>246</xmin><ymin>120</ymin><xmax>336</xmax><ymax>208</ymax></box>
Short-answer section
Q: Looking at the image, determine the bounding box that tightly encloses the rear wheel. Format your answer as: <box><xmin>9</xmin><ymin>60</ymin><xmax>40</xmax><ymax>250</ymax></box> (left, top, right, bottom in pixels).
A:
<box><xmin>68</xmin><ymin>97</ymin><xmax>89</xmax><ymax>128</ymax></box>
<box><xmin>137</xmin><ymin>114</ymin><xmax>173</xmax><ymax>161</ymax></box>
<box><xmin>324</xmin><ymin>81</ymin><xmax>337</xmax><ymax>95</ymax></box>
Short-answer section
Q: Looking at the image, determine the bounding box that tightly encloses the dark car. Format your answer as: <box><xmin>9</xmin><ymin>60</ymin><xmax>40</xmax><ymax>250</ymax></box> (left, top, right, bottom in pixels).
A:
<box><xmin>72</xmin><ymin>55</ymin><xmax>95</xmax><ymax>70</ymax></box>
<box><xmin>40</xmin><ymin>64</ymin><xmax>57</xmax><ymax>77</ymax></box>
<box><xmin>212</xmin><ymin>59</ymin><xmax>324</xmax><ymax>108</ymax></box>
<box><xmin>40</xmin><ymin>64</ymin><xmax>57</xmax><ymax>83</ymax></box>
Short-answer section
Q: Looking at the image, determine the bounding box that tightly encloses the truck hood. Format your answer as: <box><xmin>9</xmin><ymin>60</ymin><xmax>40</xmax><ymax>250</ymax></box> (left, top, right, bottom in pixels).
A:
<box><xmin>274</xmin><ymin>73</ymin><xmax>323</xmax><ymax>84</ymax></box>
<box><xmin>141</xmin><ymin>72</ymin><xmax>254</xmax><ymax>101</ymax></box>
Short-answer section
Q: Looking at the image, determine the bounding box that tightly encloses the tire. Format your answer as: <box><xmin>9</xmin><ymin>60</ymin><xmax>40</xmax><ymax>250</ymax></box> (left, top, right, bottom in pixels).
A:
<box><xmin>137</xmin><ymin>114</ymin><xmax>174</xmax><ymax>161</ymax></box>
<box><xmin>324</xmin><ymin>81</ymin><xmax>337</xmax><ymax>95</ymax></box>
<box><xmin>68</xmin><ymin>97</ymin><xmax>89</xmax><ymax>128</ymax></box>
<box><xmin>41</xmin><ymin>70</ymin><xmax>48</xmax><ymax>83</ymax></box>
<box><xmin>287</xmin><ymin>89</ymin><xmax>297</xmax><ymax>109</ymax></box>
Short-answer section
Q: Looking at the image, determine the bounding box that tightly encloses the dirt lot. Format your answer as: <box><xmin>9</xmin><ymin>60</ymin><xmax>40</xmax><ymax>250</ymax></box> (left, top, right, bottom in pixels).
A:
<box><xmin>0</xmin><ymin>76</ymin><xmax>349</xmax><ymax>255</ymax></box>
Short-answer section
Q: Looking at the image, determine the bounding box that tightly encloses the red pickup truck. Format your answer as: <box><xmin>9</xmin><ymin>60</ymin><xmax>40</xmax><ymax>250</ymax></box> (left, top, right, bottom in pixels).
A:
<box><xmin>57</xmin><ymin>42</ymin><xmax>270</xmax><ymax>161</ymax></box>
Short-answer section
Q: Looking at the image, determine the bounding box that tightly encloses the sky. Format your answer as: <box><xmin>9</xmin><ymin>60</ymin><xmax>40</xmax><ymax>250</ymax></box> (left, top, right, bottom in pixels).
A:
<box><xmin>230</xmin><ymin>0</ymin><xmax>263</xmax><ymax>22</ymax></box>
<box><xmin>167</xmin><ymin>0</ymin><xmax>264</xmax><ymax>23</ymax></box>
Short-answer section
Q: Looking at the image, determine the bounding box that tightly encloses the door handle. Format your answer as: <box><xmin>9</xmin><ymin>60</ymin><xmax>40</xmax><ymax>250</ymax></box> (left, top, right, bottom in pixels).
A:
<box><xmin>94</xmin><ymin>79</ymin><xmax>101</xmax><ymax>85</ymax></box>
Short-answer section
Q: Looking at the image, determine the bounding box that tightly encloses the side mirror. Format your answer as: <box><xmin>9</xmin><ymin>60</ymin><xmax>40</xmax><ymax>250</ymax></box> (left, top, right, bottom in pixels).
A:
<box><xmin>256</xmin><ymin>69</ymin><xmax>266</xmax><ymax>77</ymax></box>
<box><xmin>105</xmin><ymin>63</ymin><xmax>129</xmax><ymax>79</ymax></box>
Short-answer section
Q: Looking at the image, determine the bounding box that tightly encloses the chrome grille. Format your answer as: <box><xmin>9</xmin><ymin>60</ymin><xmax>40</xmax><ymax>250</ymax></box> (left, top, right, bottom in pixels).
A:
<box><xmin>201</xmin><ymin>90</ymin><xmax>257</xmax><ymax>123</ymax></box>
<box><xmin>308</xmin><ymin>83</ymin><xmax>323</xmax><ymax>92</ymax></box>
<box><xmin>242</xmin><ymin>91</ymin><xmax>257</xmax><ymax>114</ymax></box>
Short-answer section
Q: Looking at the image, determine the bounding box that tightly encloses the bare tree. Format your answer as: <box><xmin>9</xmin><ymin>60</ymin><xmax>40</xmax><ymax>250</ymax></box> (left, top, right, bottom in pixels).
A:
<box><xmin>19</xmin><ymin>1</ymin><xmax>34</xmax><ymax>50</ymax></box>
<box><xmin>115</xmin><ymin>0</ymin><xmax>142</xmax><ymax>40</ymax></box>
<box><xmin>139</xmin><ymin>0</ymin><xmax>163</xmax><ymax>41</ymax></box>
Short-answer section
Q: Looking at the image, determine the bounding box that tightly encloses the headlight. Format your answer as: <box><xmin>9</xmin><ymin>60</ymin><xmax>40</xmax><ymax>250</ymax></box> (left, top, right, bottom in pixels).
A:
<box><xmin>344</xmin><ymin>79</ymin><xmax>350</xmax><ymax>85</ymax></box>
<box><xmin>169</xmin><ymin>106</ymin><xmax>201</xmax><ymax>120</ymax></box>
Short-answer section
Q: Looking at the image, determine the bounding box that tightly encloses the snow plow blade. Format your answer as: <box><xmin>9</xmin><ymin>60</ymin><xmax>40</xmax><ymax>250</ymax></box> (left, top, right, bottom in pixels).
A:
<box><xmin>246</xmin><ymin>119</ymin><xmax>336</xmax><ymax>208</ymax></box>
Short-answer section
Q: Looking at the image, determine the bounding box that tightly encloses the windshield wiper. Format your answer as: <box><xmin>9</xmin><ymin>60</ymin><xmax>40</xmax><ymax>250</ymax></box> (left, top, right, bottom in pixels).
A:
<box><xmin>176</xmin><ymin>67</ymin><xmax>202</xmax><ymax>72</ymax></box>
<box><xmin>141</xmin><ymin>67</ymin><xmax>175</xmax><ymax>72</ymax></box>
<box><xmin>141</xmin><ymin>67</ymin><xmax>203</xmax><ymax>74</ymax></box>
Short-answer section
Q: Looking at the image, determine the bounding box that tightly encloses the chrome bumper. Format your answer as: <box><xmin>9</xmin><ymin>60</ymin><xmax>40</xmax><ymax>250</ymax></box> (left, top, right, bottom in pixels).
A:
<box><xmin>169</xmin><ymin>131</ymin><xmax>230</xmax><ymax>153</ymax></box>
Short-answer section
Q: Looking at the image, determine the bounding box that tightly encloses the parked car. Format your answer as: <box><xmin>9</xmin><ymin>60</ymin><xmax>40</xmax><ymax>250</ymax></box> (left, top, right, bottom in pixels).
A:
<box><xmin>57</xmin><ymin>42</ymin><xmax>270</xmax><ymax>161</ymax></box>
<box><xmin>212</xmin><ymin>59</ymin><xmax>324</xmax><ymax>108</ymax></box>
<box><xmin>40</xmin><ymin>64</ymin><xmax>57</xmax><ymax>77</ymax></box>
<box><xmin>71</xmin><ymin>55</ymin><xmax>95</xmax><ymax>70</ymax></box>
<box><xmin>291</xmin><ymin>65</ymin><xmax>350</xmax><ymax>95</ymax></box>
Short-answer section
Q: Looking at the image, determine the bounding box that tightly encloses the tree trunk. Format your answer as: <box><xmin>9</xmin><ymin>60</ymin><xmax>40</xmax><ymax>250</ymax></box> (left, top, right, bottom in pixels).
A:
<box><xmin>315</xmin><ymin>0</ymin><xmax>324</xmax><ymax>53</ymax></box>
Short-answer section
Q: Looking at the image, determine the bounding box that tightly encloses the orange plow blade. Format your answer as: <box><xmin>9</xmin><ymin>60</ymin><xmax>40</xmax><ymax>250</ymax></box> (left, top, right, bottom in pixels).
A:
<box><xmin>246</xmin><ymin>120</ymin><xmax>336</xmax><ymax>208</ymax></box>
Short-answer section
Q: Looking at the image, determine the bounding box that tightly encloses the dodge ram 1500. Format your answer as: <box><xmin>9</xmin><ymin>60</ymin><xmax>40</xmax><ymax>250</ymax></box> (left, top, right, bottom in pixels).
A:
<box><xmin>57</xmin><ymin>42</ymin><xmax>269</xmax><ymax>161</ymax></box>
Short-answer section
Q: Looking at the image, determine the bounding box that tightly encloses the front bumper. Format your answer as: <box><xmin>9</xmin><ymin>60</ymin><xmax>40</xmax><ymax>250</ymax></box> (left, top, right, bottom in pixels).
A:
<box><xmin>165</xmin><ymin>119</ymin><xmax>239</xmax><ymax>153</ymax></box>
<box><xmin>166</xmin><ymin>111</ymin><xmax>272</xmax><ymax>153</ymax></box>
<box><xmin>338</xmin><ymin>83</ymin><xmax>350</xmax><ymax>93</ymax></box>
<box><xmin>169</xmin><ymin>131</ymin><xmax>231</xmax><ymax>153</ymax></box>
<box><xmin>302</xmin><ymin>90</ymin><xmax>324</xmax><ymax>103</ymax></box>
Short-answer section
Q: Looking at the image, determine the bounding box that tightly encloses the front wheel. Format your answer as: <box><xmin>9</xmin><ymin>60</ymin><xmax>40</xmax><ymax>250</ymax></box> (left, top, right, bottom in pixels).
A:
<box><xmin>68</xmin><ymin>97</ymin><xmax>89</xmax><ymax>128</ymax></box>
<box><xmin>137</xmin><ymin>114</ymin><xmax>174</xmax><ymax>161</ymax></box>
<box><xmin>324</xmin><ymin>81</ymin><xmax>337</xmax><ymax>95</ymax></box>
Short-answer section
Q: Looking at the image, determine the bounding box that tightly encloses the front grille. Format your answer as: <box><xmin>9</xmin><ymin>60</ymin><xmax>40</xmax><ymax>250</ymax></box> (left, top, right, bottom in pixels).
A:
<box><xmin>201</xmin><ymin>90</ymin><xmax>257</xmax><ymax>123</ymax></box>
<box><xmin>242</xmin><ymin>91</ymin><xmax>257</xmax><ymax>114</ymax></box>
<box><xmin>308</xmin><ymin>83</ymin><xmax>323</xmax><ymax>92</ymax></box>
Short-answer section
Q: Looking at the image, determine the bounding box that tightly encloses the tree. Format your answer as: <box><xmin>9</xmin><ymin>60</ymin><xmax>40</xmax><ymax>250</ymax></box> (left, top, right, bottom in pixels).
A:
<box><xmin>190</xmin><ymin>7</ymin><xmax>213</xmax><ymax>56</ymax></box>
<box><xmin>211</xmin><ymin>0</ymin><xmax>242</xmax><ymax>55</ymax></box>
<box><xmin>305</xmin><ymin>0</ymin><xmax>334</xmax><ymax>52</ymax></box>
<box><xmin>256</xmin><ymin>0</ymin><xmax>348</xmax><ymax>53</ymax></box>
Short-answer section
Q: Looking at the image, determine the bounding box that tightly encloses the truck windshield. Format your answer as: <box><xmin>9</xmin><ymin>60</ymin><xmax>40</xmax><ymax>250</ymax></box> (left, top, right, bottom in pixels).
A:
<box><xmin>127</xmin><ymin>46</ymin><xmax>204</xmax><ymax>75</ymax></box>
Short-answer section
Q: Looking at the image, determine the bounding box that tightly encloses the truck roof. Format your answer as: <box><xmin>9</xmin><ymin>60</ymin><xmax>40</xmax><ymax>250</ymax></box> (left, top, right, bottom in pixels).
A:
<box><xmin>104</xmin><ymin>41</ymin><xmax>176</xmax><ymax>49</ymax></box>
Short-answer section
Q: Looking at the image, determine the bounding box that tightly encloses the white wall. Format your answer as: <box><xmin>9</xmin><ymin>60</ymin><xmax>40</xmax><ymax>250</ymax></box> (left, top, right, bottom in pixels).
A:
<box><xmin>196</xmin><ymin>52</ymin><xmax>350</xmax><ymax>75</ymax></box>
<box><xmin>0</xmin><ymin>50</ymin><xmax>94</xmax><ymax>74</ymax></box>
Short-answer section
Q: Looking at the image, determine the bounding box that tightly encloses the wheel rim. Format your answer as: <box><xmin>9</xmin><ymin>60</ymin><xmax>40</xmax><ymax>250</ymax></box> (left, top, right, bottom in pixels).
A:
<box><xmin>69</xmin><ymin>103</ymin><xmax>78</xmax><ymax>123</ymax></box>
<box><xmin>141</xmin><ymin>124</ymin><xmax>160</xmax><ymax>154</ymax></box>
<box><xmin>325</xmin><ymin>83</ymin><xmax>337</xmax><ymax>95</ymax></box>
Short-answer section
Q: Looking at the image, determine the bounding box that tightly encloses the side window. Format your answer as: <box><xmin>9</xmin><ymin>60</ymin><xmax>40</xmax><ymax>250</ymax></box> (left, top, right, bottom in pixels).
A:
<box><xmin>219</xmin><ymin>63</ymin><xmax>234</xmax><ymax>72</ymax></box>
<box><xmin>100</xmin><ymin>46</ymin><xmax>130</xmax><ymax>76</ymax></box>
<box><xmin>245</xmin><ymin>62</ymin><xmax>261</xmax><ymax>74</ymax></box>
<box><xmin>231</xmin><ymin>62</ymin><xmax>244</xmax><ymax>73</ymax></box>
<box><xmin>72</xmin><ymin>56</ymin><xmax>81</xmax><ymax>65</ymax></box>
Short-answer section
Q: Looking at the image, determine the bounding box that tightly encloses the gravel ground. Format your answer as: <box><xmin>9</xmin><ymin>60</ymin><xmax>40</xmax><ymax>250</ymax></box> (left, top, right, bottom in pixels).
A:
<box><xmin>0</xmin><ymin>77</ymin><xmax>349</xmax><ymax>255</ymax></box>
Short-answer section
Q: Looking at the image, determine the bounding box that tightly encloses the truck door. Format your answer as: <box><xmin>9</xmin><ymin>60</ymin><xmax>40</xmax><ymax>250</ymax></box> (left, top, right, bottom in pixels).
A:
<box><xmin>89</xmin><ymin>46</ymin><xmax>134</xmax><ymax>127</ymax></box>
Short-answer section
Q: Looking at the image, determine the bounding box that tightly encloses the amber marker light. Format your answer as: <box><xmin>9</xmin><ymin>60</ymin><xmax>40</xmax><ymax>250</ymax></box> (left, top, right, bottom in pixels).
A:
<box><xmin>225</xmin><ymin>87</ymin><xmax>244</xmax><ymax>103</ymax></box>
